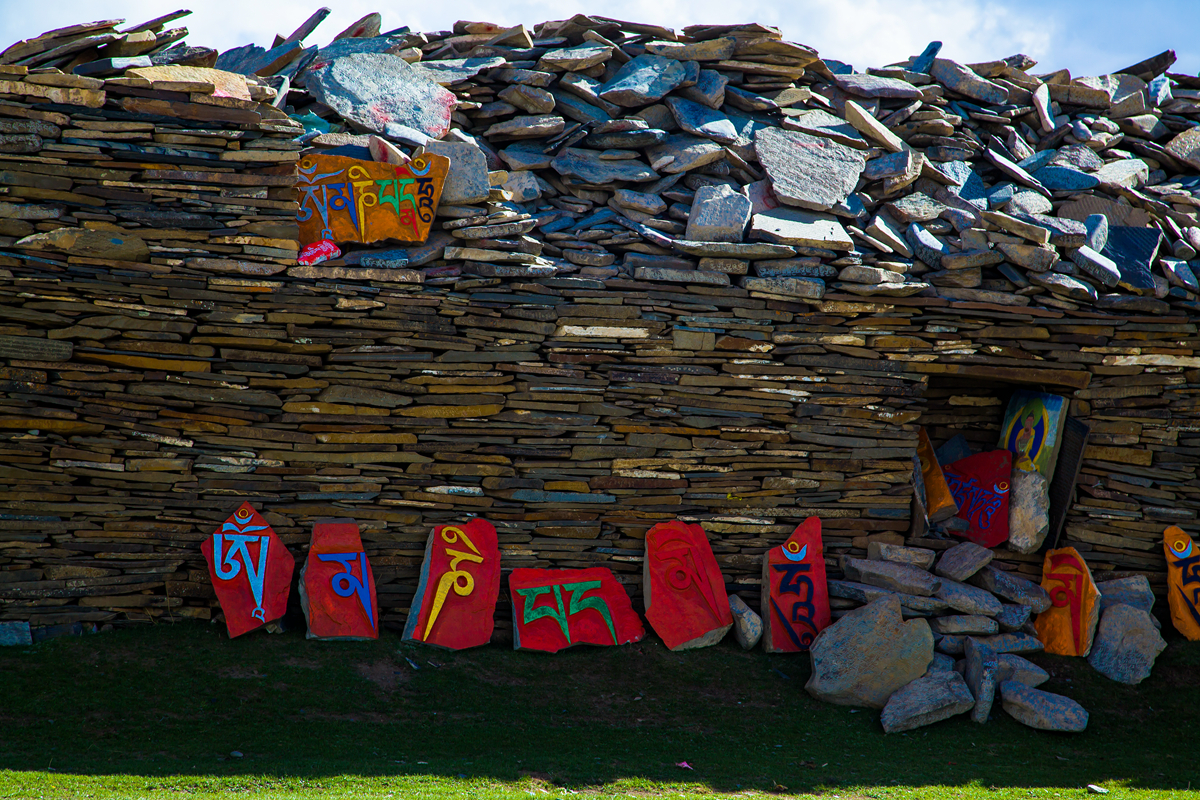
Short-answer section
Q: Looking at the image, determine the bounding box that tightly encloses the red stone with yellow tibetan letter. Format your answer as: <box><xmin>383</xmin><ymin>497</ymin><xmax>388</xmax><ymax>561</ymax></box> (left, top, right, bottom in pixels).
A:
<box><xmin>643</xmin><ymin>520</ymin><xmax>733</xmax><ymax>650</ymax></box>
<box><xmin>403</xmin><ymin>518</ymin><xmax>500</xmax><ymax>650</ymax></box>
<box><xmin>301</xmin><ymin>519</ymin><xmax>377</xmax><ymax>640</ymax></box>
<box><xmin>296</xmin><ymin>152</ymin><xmax>449</xmax><ymax>247</ymax></box>
<box><xmin>762</xmin><ymin>517</ymin><xmax>830</xmax><ymax>653</ymax></box>
<box><xmin>202</xmin><ymin>502</ymin><xmax>294</xmax><ymax>638</ymax></box>
<box><xmin>1035</xmin><ymin>546</ymin><xmax>1100</xmax><ymax>656</ymax></box>
<box><xmin>510</xmin><ymin>567</ymin><xmax>645</xmax><ymax>653</ymax></box>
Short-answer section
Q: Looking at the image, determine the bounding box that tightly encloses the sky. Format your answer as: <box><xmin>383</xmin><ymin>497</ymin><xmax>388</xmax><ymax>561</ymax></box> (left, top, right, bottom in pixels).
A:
<box><xmin>0</xmin><ymin>0</ymin><xmax>1196</xmax><ymax>78</ymax></box>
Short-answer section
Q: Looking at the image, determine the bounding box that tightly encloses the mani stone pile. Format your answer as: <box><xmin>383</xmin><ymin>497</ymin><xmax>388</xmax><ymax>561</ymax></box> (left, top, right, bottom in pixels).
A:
<box><xmin>1</xmin><ymin>11</ymin><xmax>1200</xmax><ymax>640</ymax></box>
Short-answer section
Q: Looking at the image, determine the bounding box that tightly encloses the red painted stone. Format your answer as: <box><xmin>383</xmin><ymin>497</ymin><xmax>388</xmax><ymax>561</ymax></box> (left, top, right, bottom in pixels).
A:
<box><xmin>202</xmin><ymin>502</ymin><xmax>294</xmax><ymax>638</ymax></box>
<box><xmin>510</xmin><ymin>567</ymin><xmax>645</xmax><ymax>653</ymax></box>
<box><xmin>643</xmin><ymin>520</ymin><xmax>733</xmax><ymax>650</ymax></box>
<box><xmin>403</xmin><ymin>518</ymin><xmax>500</xmax><ymax>650</ymax></box>
<box><xmin>762</xmin><ymin>517</ymin><xmax>830</xmax><ymax>652</ymax></box>
<box><xmin>301</xmin><ymin>518</ymin><xmax>377</xmax><ymax>640</ymax></box>
<box><xmin>942</xmin><ymin>450</ymin><xmax>1012</xmax><ymax>548</ymax></box>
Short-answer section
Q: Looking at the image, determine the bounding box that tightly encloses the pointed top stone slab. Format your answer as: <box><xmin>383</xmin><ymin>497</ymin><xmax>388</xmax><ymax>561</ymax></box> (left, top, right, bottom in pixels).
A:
<box><xmin>755</xmin><ymin>127</ymin><xmax>868</xmax><ymax>212</ymax></box>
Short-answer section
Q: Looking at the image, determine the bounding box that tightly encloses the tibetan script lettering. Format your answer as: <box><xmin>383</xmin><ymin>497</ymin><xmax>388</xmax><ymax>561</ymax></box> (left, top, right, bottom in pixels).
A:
<box><xmin>301</xmin><ymin>519</ymin><xmax>377</xmax><ymax>640</ymax></box>
<box><xmin>296</xmin><ymin>153</ymin><xmax>449</xmax><ymax>247</ymax></box>
<box><xmin>943</xmin><ymin>449</ymin><xmax>1012</xmax><ymax>548</ymax></box>
<box><xmin>762</xmin><ymin>517</ymin><xmax>830</xmax><ymax>653</ymax></box>
<box><xmin>1164</xmin><ymin>525</ymin><xmax>1200</xmax><ymax>640</ymax></box>
<box><xmin>510</xmin><ymin>567</ymin><xmax>645</xmax><ymax>653</ymax></box>
<box><xmin>404</xmin><ymin>518</ymin><xmax>500</xmax><ymax>650</ymax></box>
<box><xmin>644</xmin><ymin>520</ymin><xmax>732</xmax><ymax>650</ymax></box>
<box><xmin>1035</xmin><ymin>546</ymin><xmax>1100</xmax><ymax>656</ymax></box>
<box><xmin>202</xmin><ymin>502</ymin><xmax>294</xmax><ymax>638</ymax></box>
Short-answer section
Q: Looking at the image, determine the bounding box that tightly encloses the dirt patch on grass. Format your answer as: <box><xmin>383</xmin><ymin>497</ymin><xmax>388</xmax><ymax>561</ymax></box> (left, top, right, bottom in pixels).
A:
<box><xmin>355</xmin><ymin>658</ymin><xmax>407</xmax><ymax>692</ymax></box>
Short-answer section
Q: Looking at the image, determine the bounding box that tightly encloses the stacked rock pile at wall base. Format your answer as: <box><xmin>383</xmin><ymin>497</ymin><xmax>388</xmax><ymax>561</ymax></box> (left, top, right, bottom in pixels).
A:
<box><xmin>1</xmin><ymin>13</ymin><xmax>1200</xmax><ymax>630</ymax></box>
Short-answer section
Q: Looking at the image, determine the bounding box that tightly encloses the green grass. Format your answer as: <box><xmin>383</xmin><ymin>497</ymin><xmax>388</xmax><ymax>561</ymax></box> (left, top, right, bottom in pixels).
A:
<box><xmin>1</xmin><ymin>621</ymin><xmax>1198</xmax><ymax>799</ymax></box>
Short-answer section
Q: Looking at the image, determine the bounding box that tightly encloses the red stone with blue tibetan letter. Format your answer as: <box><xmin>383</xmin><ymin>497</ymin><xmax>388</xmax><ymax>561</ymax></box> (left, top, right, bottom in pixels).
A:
<box><xmin>202</xmin><ymin>502</ymin><xmax>294</xmax><ymax>638</ymax></box>
<box><xmin>942</xmin><ymin>450</ymin><xmax>1012</xmax><ymax>548</ymax></box>
<box><xmin>301</xmin><ymin>518</ymin><xmax>378</xmax><ymax>640</ymax></box>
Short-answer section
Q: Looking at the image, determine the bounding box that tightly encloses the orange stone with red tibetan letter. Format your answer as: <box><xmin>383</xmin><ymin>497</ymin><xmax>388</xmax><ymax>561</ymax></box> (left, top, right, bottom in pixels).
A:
<box><xmin>1035</xmin><ymin>546</ymin><xmax>1100</xmax><ymax>656</ymax></box>
<box><xmin>644</xmin><ymin>520</ymin><xmax>733</xmax><ymax>650</ymax></box>
<box><xmin>300</xmin><ymin>518</ymin><xmax>378</xmax><ymax>640</ymax></box>
<box><xmin>762</xmin><ymin>517</ymin><xmax>830</xmax><ymax>652</ymax></box>
<box><xmin>1163</xmin><ymin>525</ymin><xmax>1200</xmax><ymax>641</ymax></box>
<box><xmin>202</xmin><ymin>502</ymin><xmax>294</xmax><ymax>639</ymax></box>
<box><xmin>403</xmin><ymin>518</ymin><xmax>500</xmax><ymax>650</ymax></box>
<box><xmin>296</xmin><ymin>152</ymin><xmax>449</xmax><ymax>247</ymax></box>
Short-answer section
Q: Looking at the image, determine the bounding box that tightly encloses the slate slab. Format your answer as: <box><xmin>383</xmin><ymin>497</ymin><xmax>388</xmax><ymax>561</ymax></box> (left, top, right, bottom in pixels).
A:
<box><xmin>999</xmin><ymin>681</ymin><xmax>1088</xmax><ymax>732</ymax></box>
<box><xmin>964</xmin><ymin>636</ymin><xmax>999</xmax><ymax>723</ymax></box>
<box><xmin>665</xmin><ymin>96</ymin><xmax>737</xmax><ymax>143</ymax></box>
<box><xmin>749</xmin><ymin>207</ymin><xmax>853</xmax><ymax>250</ymax></box>
<box><xmin>970</xmin><ymin>566</ymin><xmax>1051</xmax><ymax>613</ymax></box>
<box><xmin>755</xmin><ymin>127</ymin><xmax>867</xmax><ymax>212</ymax></box>
<box><xmin>881</xmin><ymin>671</ymin><xmax>974</xmax><ymax>733</ymax></box>
<box><xmin>729</xmin><ymin>594</ymin><xmax>763</xmax><ymax>650</ymax></box>
<box><xmin>1102</xmin><ymin>225</ymin><xmax>1162</xmax><ymax>296</ymax></box>
<box><xmin>685</xmin><ymin>184</ymin><xmax>752</xmax><ymax>242</ymax></box>
<box><xmin>599</xmin><ymin>55</ymin><xmax>688</xmax><ymax>106</ymax></box>
<box><xmin>843</xmin><ymin>557</ymin><xmax>940</xmax><ymax>596</ymax></box>
<box><xmin>307</xmin><ymin>52</ymin><xmax>456</xmax><ymax>140</ymax></box>
<box><xmin>1087</xmin><ymin>604</ymin><xmax>1166</xmax><ymax>685</ymax></box>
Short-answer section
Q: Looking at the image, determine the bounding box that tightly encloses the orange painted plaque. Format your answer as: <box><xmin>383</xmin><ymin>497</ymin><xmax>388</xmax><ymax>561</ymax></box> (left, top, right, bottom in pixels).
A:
<box><xmin>1164</xmin><ymin>525</ymin><xmax>1200</xmax><ymax>640</ymax></box>
<box><xmin>917</xmin><ymin>427</ymin><xmax>958</xmax><ymax>522</ymax></box>
<box><xmin>296</xmin><ymin>152</ymin><xmax>449</xmax><ymax>247</ymax></box>
<box><xmin>1035</xmin><ymin>546</ymin><xmax>1100</xmax><ymax>656</ymax></box>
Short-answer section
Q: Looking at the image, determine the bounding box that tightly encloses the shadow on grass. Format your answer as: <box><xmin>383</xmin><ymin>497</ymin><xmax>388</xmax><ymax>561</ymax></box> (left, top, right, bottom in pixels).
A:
<box><xmin>1</xmin><ymin>620</ymin><xmax>1199</xmax><ymax>795</ymax></box>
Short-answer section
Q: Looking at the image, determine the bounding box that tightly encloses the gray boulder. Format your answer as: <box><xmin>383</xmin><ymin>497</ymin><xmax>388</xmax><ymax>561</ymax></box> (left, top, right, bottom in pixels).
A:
<box><xmin>806</xmin><ymin>595</ymin><xmax>934</xmax><ymax>709</ymax></box>
<box><xmin>997</xmin><ymin>653</ymin><xmax>1049</xmax><ymax>687</ymax></box>
<box><xmin>843</xmin><ymin>557</ymin><xmax>941</xmax><ymax>596</ymax></box>
<box><xmin>881</xmin><ymin>671</ymin><xmax>975</xmax><ymax>733</ymax></box>
<box><xmin>935</xmin><ymin>541</ymin><xmax>994</xmax><ymax>582</ymax></box>
<box><xmin>1087</xmin><ymin>603</ymin><xmax>1167</xmax><ymax>685</ymax></box>
<box><xmin>970</xmin><ymin>566</ymin><xmax>1052</xmax><ymax>613</ymax></box>
<box><xmin>964</xmin><ymin>637</ymin><xmax>999</xmax><ymax>723</ymax></box>
<box><xmin>999</xmin><ymin>681</ymin><xmax>1088</xmax><ymax>732</ymax></box>
<box><xmin>937</xmin><ymin>578</ymin><xmax>1003</xmax><ymax>616</ymax></box>
<box><xmin>728</xmin><ymin>594</ymin><xmax>763</xmax><ymax>650</ymax></box>
<box><xmin>995</xmin><ymin>603</ymin><xmax>1033</xmax><ymax>632</ymax></box>
<box><xmin>1008</xmin><ymin>468</ymin><xmax>1050</xmax><ymax>554</ymax></box>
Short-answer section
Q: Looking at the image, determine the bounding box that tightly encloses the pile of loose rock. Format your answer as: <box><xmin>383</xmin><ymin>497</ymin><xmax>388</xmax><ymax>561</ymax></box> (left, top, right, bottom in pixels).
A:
<box><xmin>807</xmin><ymin>538</ymin><xmax>1167</xmax><ymax>732</ymax></box>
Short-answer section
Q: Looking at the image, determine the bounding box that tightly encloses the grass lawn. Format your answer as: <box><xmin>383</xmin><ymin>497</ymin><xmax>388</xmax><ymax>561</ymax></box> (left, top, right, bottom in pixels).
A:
<box><xmin>1</xmin><ymin>621</ymin><xmax>1198</xmax><ymax>799</ymax></box>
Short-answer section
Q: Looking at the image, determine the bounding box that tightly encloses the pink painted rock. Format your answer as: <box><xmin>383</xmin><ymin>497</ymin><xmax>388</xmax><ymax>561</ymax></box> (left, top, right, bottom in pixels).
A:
<box><xmin>202</xmin><ymin>502</ymin><xmax>294</xmax><ymax>638</ymax></box>
<box><xmin>943</xmin><ymin>450</ymin><xmax>1012</xmax><ymax>547</ymax></box>
<box><xmin>510</xmin><ymin>567</ymin><xmax>644</xmax><ymax>653</ymax></box>
<box><xmin>644</xmin><ymin>520</ymin><xmax>733</xmax><ymax>650</ymax></box>
<box><xmin>300</xmin><ymin>518</ymin><xmax>377</xmax><ymax>640</ymax></box>
<box><xmin>762</xmin><ymin>517</ymin><xmax>830</xmax><ymax>652</ymax></box>
<box><xmin>403</xmin><ymin>518</ymin><xmax>500</xmax><ymax>650</ymax></box>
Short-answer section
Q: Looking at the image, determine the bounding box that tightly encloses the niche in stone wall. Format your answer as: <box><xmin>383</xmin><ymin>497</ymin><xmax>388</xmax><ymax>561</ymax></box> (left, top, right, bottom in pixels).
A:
<box><xmin>911</xmin><ymin>376</ymin><xmax>1091</xmax><ymax>580</ymax></box>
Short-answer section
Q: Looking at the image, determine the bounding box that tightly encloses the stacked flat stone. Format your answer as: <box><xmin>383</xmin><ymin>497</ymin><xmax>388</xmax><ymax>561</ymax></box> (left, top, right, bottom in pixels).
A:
<box><xmin>0</xmin><ymin>12</ymin><xmax>1198</xmax><ymax>640</ymax></box>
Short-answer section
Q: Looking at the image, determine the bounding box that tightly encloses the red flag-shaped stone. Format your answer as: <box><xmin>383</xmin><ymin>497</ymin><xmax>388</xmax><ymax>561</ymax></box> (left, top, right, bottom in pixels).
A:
<box><xmin>403</xmin><ymin>518</ymin><xmax>500</xmax><ymax>650</ymax></box>
<box><xmin>300</xmin><ymin>518</ymin><xmax>377</xmax><ymax>640</ymax></box>
<box><xmin>510</xmin><ymin>567</ymin><xmax>645</xmax><ymax>653</ymax></box>
<box><xmin>762</xmin><ymin>517</ymin><xmax>830</xmax><ymax>652</ymax></box>
<box><xmin>202</xmin><ymin>502</ymin><xmax>294</xmax><ymax>638</ymax></box>
<box><xmin>943</xmin><ymin>450</ymin><xmax>1013</xmax><ymax>548</ymax></box>
<box><xmin>643</xmin><ymin>520</ymin><xmax>733</xmax><ymax>650</ymax></box>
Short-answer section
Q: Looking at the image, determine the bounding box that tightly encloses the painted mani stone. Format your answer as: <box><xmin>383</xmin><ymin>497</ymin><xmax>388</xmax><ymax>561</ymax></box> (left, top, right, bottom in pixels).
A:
<box><xmin>918</xmin><ymin>427</ymin><xmax>958</xmax><ymax>522</ymax></box>
<box><xmin>296</xmin><ymin>153</ymin><xmax>449</xmax><ymax>249</ymax></box>
<box><xmin>998</xmin><ymin>390</ymin><xmax>1068</xmax><ymax>480</ymax></box>
<box><xmin>762</xmin><ymin>517</ymin><xmax>830</xmax><ymax>653</ymax></box>
<box><xmin>1163</xmin><ymin>526</ymin><xmax>1200</xmax><ymax>640</ymax></box>
<box><xmin>1035</xmin><ymin>546</ymin><xmax>1100</xmax><ymax>656</ymax></box>
<box><xmin>202</xmin><ymin>502</ymin><xmax>294</xmax><ymax>638</ymax></box>
<box><xmin>943</xmin><ymin>450</ymin><xmax>1012</xmax><ymax>548</ymax></box>
<box><xmin>403</xmin><ymin>518</ymin><xmax>500</xmax><ymax>650</ymax></box>
<box><xmin>300</xmin><ymin>519</ymin><xmax>377</xmax><ymax>640</ymax></box>
<box><xmin>644</xmin><ymin>520</ymin><xmax>733</xmax><ymax>650</ymax></box>
<box><xmin>510</xmin><ymin>567</ymin><xmax>645</xmax><ymax>653</ymax></box>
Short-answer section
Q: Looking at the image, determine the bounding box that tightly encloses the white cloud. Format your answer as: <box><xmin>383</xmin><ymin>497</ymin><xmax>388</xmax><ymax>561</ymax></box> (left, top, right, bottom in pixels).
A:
<box><xmin>0</xmin><ymin>0</ymin><xmax>1155</xmax><ymax>77</ymax></box>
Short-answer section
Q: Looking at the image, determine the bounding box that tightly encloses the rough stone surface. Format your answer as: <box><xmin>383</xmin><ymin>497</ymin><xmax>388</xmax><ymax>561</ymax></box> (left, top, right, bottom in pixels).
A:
<box><xmin>964</xmin><ymin>636</ymin><xmax>999</xmax><ymax>723</ymax></box>
<box><xmin>755</xmin><ymin>127</ymin><xmax>868</xmax><ymax>211</ymax></box>
<box><xmin>970</xmin><ymin>566</ymin><xmax>1052</xmax><ymax>613</ymax></box>
<box><xmin>843</xmin><ymin>557</ymin><xmax>941</xmax><ymax>596</ymax></box>
<box><xmin>931</xmin><ymin>615</ymin><xmax>1000</xmax><ymax>636</ymax></box>
<box><xmin>930</xmin><ymin>59</ymin><xmax>1009</xmax><ymax>104</ymax></box>
<box><xmin>749</xmin><ymin>207</ymin><xmax>853</xmax><ymax>250</ymax></box>
<box><xmin>936</xmin><ymin>542</ymin><xmax>994</xmax><ymax>582</ymax></box>
<box><xmin>975</xmin><ymin>632</ymin><xmax>1045</xmax><ymax>655</ymax></box>
<box><xmin>600</xmin><ymin>55</ymin><xmax>688</xmax><ymax>107</ymax></box>
<box><xmin>868</xmin><ymin>542</ymin><xmax>937</xmax><ymax>571</ymax></box>
<box><xmin>1087</xmin><ymin>604</ymin><xmax>1166</xmax><ymax>685</ymax></box>
<box><xmin>936</xmin><ymin>579</ymin><xmax>1003</xmax><ymax>617</ymax></box>
<box><xmin>806</xmin><ymin>595</ymin><xmax>934</xmax><ymax>709</ymax></box>
<box><xmin>1096</xmin><ymin>576</ymin><xmax>1156</xmax><ymax>619</ymax></box>
<box><xmin>999</xmin><ymin>681</ymin><xmax>1088</xmax><ymax>732</ymax></box>
<box><xmin>423</xmin><ymin>140</ymin><xmax>490</xmax><ymax>205</ymax></box>
<box><xmin>307</xmin><ymin>52</ymin><xmax>457</xmax><ymax>139</ymax></box>
<box><xmin>1008</xmin><ymin>468</ymin><xmax>1050</xmax><ymax>554</ymax></box>
<box><xmin>995</xmin><ymin>604</ymin><xmax>1032</xmax><ymax>632</ymax></box>
<box><xmin>686</xmin><ymin>184</ymin><xmax>752</xmax><ymax>243</ymax></box>
<box><xmin>729</xmin><ymin>593</ymin><xmax>763</xmax><ymax>650</ymax></box>
<box><xmin>880</xmin><ymin>671</ymin><xmax>975</xmax><ymax>733</ymax></box>
<box><xmin>997</xmin><ymin>653</ymin><xmax>1050</xmax><ymax>687</ymax></box>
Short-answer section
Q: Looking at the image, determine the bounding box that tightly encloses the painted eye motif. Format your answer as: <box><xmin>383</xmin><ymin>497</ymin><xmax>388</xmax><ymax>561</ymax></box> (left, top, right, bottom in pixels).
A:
<box><xmin>1172</xmin><ymin>538</ymin><xmax>1194</xmax><ymax>559</ymax></box>
<box><xmin>782</xmin><ymin>543</ymin><xmax>808</xmax><ymax>562</ymax></box>
<box><xmin>235</xmin><ymin>507</ymin><xmax>253</xmax><ymax>523</ymax></box>
<box><xmin>995</xmin><ymin>482</ymin><xmax>1010</xmax><ymax>494</ymax></box>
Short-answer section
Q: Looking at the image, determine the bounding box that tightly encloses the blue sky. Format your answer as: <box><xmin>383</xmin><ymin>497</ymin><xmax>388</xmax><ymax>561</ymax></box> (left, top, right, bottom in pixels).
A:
<box><xmin>0</xmin><ymin>0</ymin><xmax>1195</xmax><ymax>78</ymax></box>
